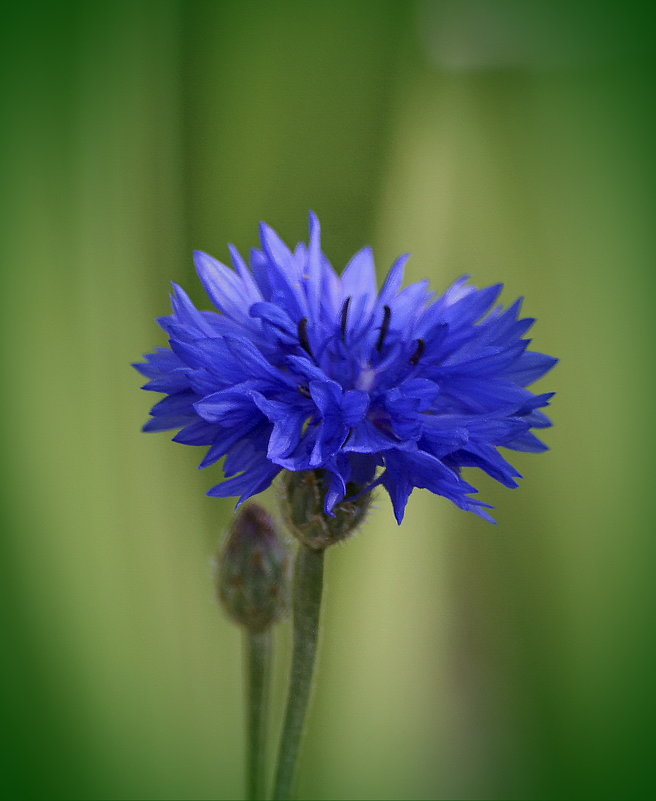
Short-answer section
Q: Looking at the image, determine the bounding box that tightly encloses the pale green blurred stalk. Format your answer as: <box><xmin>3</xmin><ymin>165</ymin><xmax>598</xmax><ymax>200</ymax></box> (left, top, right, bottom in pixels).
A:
<box><xmin>245</xmin><ymin>630</ymin><xmax>272</xmax><ymax>801</ymax></box>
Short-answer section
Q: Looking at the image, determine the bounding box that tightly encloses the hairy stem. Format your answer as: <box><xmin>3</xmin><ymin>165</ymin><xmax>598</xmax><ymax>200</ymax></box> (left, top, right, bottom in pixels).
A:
<box><xmin>245</xmin><ymin>628</ymin><xmax>272</xmax><ymax>801</ymax></box>
<box><xmin>272</xmin><ymin>545</ymin><xmax>325</xmax><ymax>800</ymax></box>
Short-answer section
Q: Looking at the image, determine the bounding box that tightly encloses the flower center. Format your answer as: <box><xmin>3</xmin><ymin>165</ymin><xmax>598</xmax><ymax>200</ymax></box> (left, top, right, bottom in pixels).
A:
<box><xmin>355</xmin><ymin>366</ymin><xmax>377</xmax><ymax>392</ymax></box>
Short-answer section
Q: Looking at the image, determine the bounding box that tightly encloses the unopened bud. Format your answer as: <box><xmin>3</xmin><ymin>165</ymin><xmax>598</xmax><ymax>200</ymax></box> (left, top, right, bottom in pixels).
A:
<box><xmin>217</xmin><ymin>504</ymin><xmax>290</xmax><ymax>631</ymax></box>
<box><xmin>280</xmin><ymin>470</ymin><xmax>372</xmax><ymax>550</ymax></box>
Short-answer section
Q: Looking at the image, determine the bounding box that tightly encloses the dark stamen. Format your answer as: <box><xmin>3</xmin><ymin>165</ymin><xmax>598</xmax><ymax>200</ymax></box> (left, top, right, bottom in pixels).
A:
<box><xmin>298</xmin><ymin>384</ymin><xmax>311</xmax><ymax>398</ymax></box>
<box><xmin>340</xmin><ymin>296</ymin><xmax>351</xmax><ymax>341</ymax></box>
<box><xmin>297</xmin><ymin>317</ymin><xmax>313</xmax><ymax>358</ymax></box>
<box><xmin>409</xmin><ymin>338</ymin><xmax>425</xmax><ymax>365</ymax></box>
<box><xmin>376</xmin><ymin>305</ymin><xmax>392</xmax><ymax>352</ymax></box>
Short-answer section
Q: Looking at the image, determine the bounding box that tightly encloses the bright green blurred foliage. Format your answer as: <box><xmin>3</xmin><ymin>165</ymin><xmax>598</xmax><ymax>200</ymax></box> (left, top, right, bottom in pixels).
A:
<box><xmin>0</xmin><ymin>1</ymin><xmax>654</xmax><ymax>799</ymax></box>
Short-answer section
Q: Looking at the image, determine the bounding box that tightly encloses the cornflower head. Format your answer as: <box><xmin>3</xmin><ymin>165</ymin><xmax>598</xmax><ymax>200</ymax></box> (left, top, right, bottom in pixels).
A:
<box><xmin>134</xmin><ymin>212</ymin><xmax>556</xmax><ymax>527</ymax></box>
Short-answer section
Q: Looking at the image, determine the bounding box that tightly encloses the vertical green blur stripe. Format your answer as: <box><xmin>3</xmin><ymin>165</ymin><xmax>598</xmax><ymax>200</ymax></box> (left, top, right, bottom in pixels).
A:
<box><xmin>0</xmin><ymin>2</ymin><xmax>411</xmax><ymax>799</ymax></box>
<box><xmin>180</xmin><ymin>0</ymin><xmax>408</xmax><ymax>267</ymax></box>
<box><xmin>374</xmin><ymin>4</ymin><xmax>656</xmax><ymax>799</ymax></box>
<box><xmin>0</xmin><ymin>2</ymin><xmax>203</xmax><ymax>798</ymax></box>
<box><xmin>0</xmin><ymin>5</ymin><xmax>100</xmax><ymax>796</ymax></box>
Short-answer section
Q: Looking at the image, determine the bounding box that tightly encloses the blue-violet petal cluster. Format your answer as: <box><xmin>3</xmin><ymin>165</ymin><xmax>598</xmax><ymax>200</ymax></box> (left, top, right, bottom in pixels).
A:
<box><xmin>134</xmin><ymin>213</ymin><xmax>556</xmax><ymax>523</ymax></box>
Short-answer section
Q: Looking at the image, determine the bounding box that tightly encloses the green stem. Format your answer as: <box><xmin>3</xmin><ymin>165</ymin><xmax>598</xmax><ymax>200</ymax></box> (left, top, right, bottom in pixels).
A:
<box><xmin>272</xmin><ymin>545</ymin><xmax>325</xmax><ymax>800</ymax></box>
<box><xmin>245</xmin><ymin>628</ymin><xmax>272</xmax><ymax>801</ymax></box>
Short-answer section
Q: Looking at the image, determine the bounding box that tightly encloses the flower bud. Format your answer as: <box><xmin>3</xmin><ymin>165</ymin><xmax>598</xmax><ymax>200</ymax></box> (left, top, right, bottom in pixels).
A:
<box><xmin>280</xmin><ymin>470</ymin><xmax>372</xmax><ymax>551</ymax></box>
<box><xmin>217</xmin><ymin>504</ymin><xmax>290</xmax><ymax>631</ymax></box>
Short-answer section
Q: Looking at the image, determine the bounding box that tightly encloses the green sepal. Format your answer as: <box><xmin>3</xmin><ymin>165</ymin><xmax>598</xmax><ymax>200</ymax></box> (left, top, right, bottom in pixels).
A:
<box><xmin>279</xmin><ymin>470</ymin><xmax>372</xmax><ymax>551</ymax></box>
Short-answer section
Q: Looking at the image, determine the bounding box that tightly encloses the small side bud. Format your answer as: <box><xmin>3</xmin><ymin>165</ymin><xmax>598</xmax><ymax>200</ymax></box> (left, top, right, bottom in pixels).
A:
<box><xmin>217</xmin><ymin>504</ymin><xmax>290</xmax><ymax>632</ymax></box>
<box><xmin>280</xmin><ymin>470</ymin><xmax>372</xmax><ymax>550</ymax></box>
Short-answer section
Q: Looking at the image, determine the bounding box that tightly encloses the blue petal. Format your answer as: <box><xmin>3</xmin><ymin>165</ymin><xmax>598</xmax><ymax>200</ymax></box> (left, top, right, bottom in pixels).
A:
<box><xmin>503</xmin><ymin>351</ymin><xmax>559</xmax><ymax>386</ymax></box>
<box><xmin>259</xmin><ymin>222</ymin><xmax>296</xmax><ymax>274</ymax></box>
<box><xmin>515</xmin><ymin>391</ymin><xmax>555</xmax><ymax>415</ymax></box>
<box><xmin>207</xmin><ymin>460</ymin><xmax>281</xmax><ymax>504</ymax></box>
<box><xmin>378</xmin><ymin>253</ymin><xmax>410</xmax><ymax>305</ymax></box>
<box><xmin>250</xmin><ymin>392</ymin><xmax>309</xmax><ymax>461</ymax></box>
<box><xmin>348</xmin><ymin>453</ymin><xmax>378</xmax><ymax>485</ymax></box>
<box><xmin>133</xmin><ymin>347</ymin><xmax>183</xmax><ymax>378</ymax></box>
<box><xmin>503</xmin><ymin>431</ymin><xmax>549</xmax><ymax>453</ymax></box>
<box><xmin>441</xmin><ymin>376</ymin><xmax>536</xmax><ymax>414</ymax></box>
<box><xmin>381</xmin><ymin>466</ymin><xmax>412</xmax><ymax>524</ymax></box>
<box><xmin>228</xmin><ymin>243</ymin><xmax>262</xmax><ymax>301</ymax></box>
<box><xmin>310</xmin><ymin>422</ymin><xmax>348</xmax><ymax>467</ymax></box>
<box><xmin>187</xmin><ymin>367</ymin><xmax>224</xmax><ymax>396</ymax></box>
<box><xmin>322</xmin><ymin>454</ymin><xmax>351</xmax><ymax>513</ymax></box>
<box><xmin>388</xmin><ymin>280</ymin><xmax>431</xmax><ymax>332</ymax></box>
<box><xmin>305</xmin><ymin>211</ymin><xmax>323</xmax><ymax>322</ymax></box>
<box><xmin>286</xmin><ymin>354</ymin><xmax>329</xmax><ymax>384</ymax></box>
<box><xmin>150</xmin><ymin>391</ymin><xmax>197</xmax><ymax>417</ymax></box>
<box><xmin>223</xmin><ymin>336</ymin><xmax>294</xmax><ymax>387</ymax></box>
<box><xmin>173</xmin><ymin>420</ymin><xmax>218</xmax><ymax>446</ymax></box>
<box><xmin>384</xmin><ymin>396</ymin><xmax>423</xmax><ymax>441</ymax></box>
<box><xmin>269</xmin><ymin>427</ymin><xmax>319</xmax><ymax>472</ymax></box>
<box><xmin>452</xmin><ymin>442</ymin><xmax>522</xmax><ymax>488</ymax></box>
<box><xmin>193</xmin><ymin>387</ymin><xmax>260</xmax><ymax>425</ymax></box>
<box><xmin>420</xmin><ymin>427</ymin><xmax>470</xmax><ymax>459</ymax></box>
<box><xmin>170</xmin><ymin>337</ymin><xmax>234</xmax><ymax>377</ymax></box>
<box><xmin>250</xmin><ymin>248</ymin><xmax>273</xmax><ymax>299</ymax></box>
<box><xmin>308</xmin><ymin>382</ymin><xmax>350</xmax><ymax>466</ymax></box>
<box><xmin>380</xmin><ymin>447</ymin><xmax>490</xmax><ymax>523</ymax></box>
<box><xmin>267</xmin><ymin>414</ymin><xmax>308</xmax><ymax>461</ymax></box>
<box><xmin>309</xmin><ymin>379</ymin><xmax>343</xmax><ymax>418</ymax></box>
<box><xmin>465</xmin><ymin>417</ymin><xmax>529</xmax><ymax>444</ymax></box>
<box><xmin>199</xmin><ymin>424</ymin><xmax>259</xmax><ymax>468</ymax></box>
<box><xmin>522</xmin><ymin>408</ymin><xmax>552</xmax><ymax>428</ymax></box>
<box><xmin>169</xmin><ymin>283</ymin><xmax>215</xmax><ymax>337</ymax></box>
<box><xmin>398</xmin><ymin>378</ymin><xmax>440</xmax><ymax>408</ymax></box>
<box><xmin>249</xmin><ymin>302</ymin><xmax>297</xmax><ymax>341</ymax></box>
<box><xmin>142</xmin><ymin>415</ymin><xmax>192</xmax><ymax>433</ymax></box>
<box><xmin>441</xmin><ymin>283</ymin><xmax>503</xmax><ymax>329</ymax></box>
<box><xmin>439</xmin><ymin>342</ymin><xmax>528</xmax><ymax>377</ymax></box>
<box><xmin>479</xmin><ymin>298</ymin><xmax>535</xmax><ymax>344</ymax></box>
<box><xmin>344</xmin><ymin>419</ymin><xmax>402</xmax><ymax>453</ymax></box>
<box><xmin>341</xmin><ymin>247</ymin><xmax>377</xmax><ymax>309</ymax></box>
<box><xmin>141</xmin><ymin>370</ymin><xmax>189</xmax><ymax>394</ymax></box>
<box><xmin>393</xmin><ymin>448</ymin><xmax>476</xmax><ymax>494</ymax></box>
<box><xmin>342</xmin><ymin>390</ymin><xmax>369</xmax><ymax>426</ymax></box>
<box><xmin>193</xmin><ymin>251</ymin><xmax>258</xmax><ymax>322</ymax></box>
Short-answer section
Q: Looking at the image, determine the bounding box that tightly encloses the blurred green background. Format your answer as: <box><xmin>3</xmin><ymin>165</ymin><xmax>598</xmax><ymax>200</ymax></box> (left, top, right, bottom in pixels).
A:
<box><xmin>1</xmin><ymin>1</ymin><xmax>654</xmax><ymax>798</ymax></box>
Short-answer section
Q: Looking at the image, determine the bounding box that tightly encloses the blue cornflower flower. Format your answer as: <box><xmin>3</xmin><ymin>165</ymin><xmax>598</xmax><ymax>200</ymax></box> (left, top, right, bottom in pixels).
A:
<box><xmin>134</xmin><ymin>213</ymin><xmax>556</xmax><ymax>523</ymax></box>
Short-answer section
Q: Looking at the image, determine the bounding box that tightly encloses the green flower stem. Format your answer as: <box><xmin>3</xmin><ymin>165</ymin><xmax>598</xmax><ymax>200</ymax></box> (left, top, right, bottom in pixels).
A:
<box><xmin>245</xmin><ymin>628</ymin><xmax>272</xmax><ymax>801</ymax></box>
<box><xmin>273</xmin><ymin>545</ymin><xmax>325</xmax><ymax>800</ymax></box>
